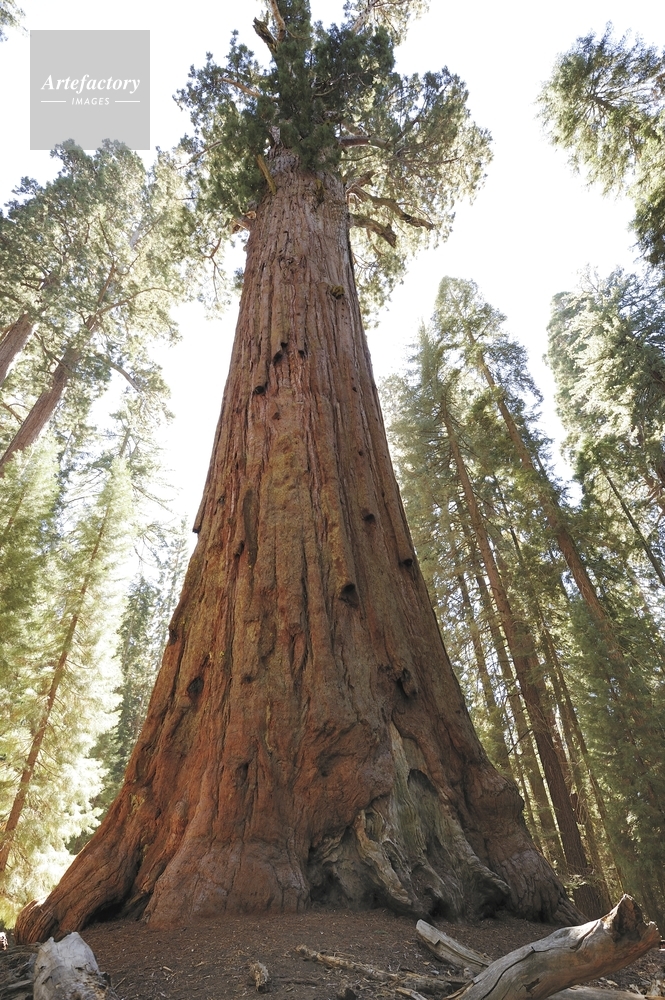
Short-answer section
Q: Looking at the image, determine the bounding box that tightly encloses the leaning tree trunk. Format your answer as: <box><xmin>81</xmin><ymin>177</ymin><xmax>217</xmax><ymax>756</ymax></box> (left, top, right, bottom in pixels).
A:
<box><xmin>0</xmin><ymin>344</ymin><xmax>79</xmax><ymax>473</ymax></box>
<box><xmin>16</xmin><ymin>153</ymin><xmax>578</xmax><ymax>943</ymax></box>
<box><xmin>0</xmin><ymin>314</ymin><xmax>33</xmax><ymax>386</ymax></box>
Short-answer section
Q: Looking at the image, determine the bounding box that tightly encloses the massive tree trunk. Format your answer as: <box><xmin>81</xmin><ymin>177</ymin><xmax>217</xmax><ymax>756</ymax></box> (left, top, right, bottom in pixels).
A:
<box><xmin>16</xmin><ymin>153</ymin><xmax>578</xmax><ymax>943</ymax></box>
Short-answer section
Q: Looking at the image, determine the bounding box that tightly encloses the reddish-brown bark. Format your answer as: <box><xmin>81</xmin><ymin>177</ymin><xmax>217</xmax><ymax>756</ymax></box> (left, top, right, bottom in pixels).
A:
<box><xmin>0</xmin><ymin>314</ymin><xmax>33</xmax><ymax>386</ymax></box>
<box><xmin>442</xmin><ymin>402</ymin><xmax>603</xmax><ymax>918</ymax></box>
<box><xmin>0</xmin><ymin>345</ymin><xmax>79</xmax><ymax>473</ymax></box>
<box><xmin>15</xmin><ymin>155</ymin><xmax>578</xmax><ymax>943</ymax></box>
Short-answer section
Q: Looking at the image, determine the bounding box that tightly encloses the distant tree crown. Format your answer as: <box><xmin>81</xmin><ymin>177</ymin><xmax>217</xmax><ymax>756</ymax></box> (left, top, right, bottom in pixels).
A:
<box><xmin>539</xmin><ymin>26</ymin><xmax>665</xmax><ymax>272</ymax></box>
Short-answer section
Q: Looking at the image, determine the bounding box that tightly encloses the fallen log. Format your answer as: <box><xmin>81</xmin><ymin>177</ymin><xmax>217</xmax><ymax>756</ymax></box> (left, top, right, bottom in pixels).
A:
<box><xmin>416</xmin><ymin>921</ymin><xmax>490</xmax><ymax>972</ymax></box>
<box><xmin>33</xmin><ymin>933</ymin><xmax>119</xmax><ymax>1000</ymax></box>
<box><xmin>448</xmin><ymin>896</ymin><xmax>659</xmax><ymax>1000</ymax></box>
<box><xmin>295</xmin><ymin>944</ymin><xmax>461</xmax><ymax>995</ymax></box>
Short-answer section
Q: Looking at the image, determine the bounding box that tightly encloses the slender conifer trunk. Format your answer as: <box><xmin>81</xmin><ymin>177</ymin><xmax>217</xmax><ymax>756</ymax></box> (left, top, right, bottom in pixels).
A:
<box><xmin>441</xmin><ymin>400</ymin><xmax>603</xmax><ymax>917</ymax></box>
<box><xmin>600</xmin><ymin>467</ymin><xmax>665</xmax><ymax>587</ymax></box>
<box><xmin>0</xmin><ymin>491</ymin><xmax>114</xmax><ymax>878</ymax></box>
<box><xmin>455</xmin><ymin>508</ymin><xmax>566</xmax><ymax>869</ymax></box>
<box><xmin>463</xmin><ymin>330</ymin><xmax>629</xmax><ymax>663</ymax></box>
<box><xmin>0</xmin><ymin>314</ymin><xmax>33</xmax><ymax>386</ymax></box>
<box><xmin>0</xmin><ymin>345</ymin><xmax>79</xmax><ymax>473</ymax></box>
<box><xmin>15</xmin><ymin>154</ymin><xmax>578</xmax><ymax>943</ymax></box>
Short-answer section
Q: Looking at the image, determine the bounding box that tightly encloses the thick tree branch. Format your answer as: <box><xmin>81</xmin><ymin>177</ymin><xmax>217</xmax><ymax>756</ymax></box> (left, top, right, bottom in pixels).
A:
<box><xmin>344</xmin><ymin>171</ymin><xmax>374</xmax><ymax>190</ymax></box>
<box><xmin>339</xmin><ymin>133</ymin><xmax>391</xmax><ymax>149</ymax></box>
<box><xmin>267</xmin><ymin>0</ymin><xmax>286</xmax><ymax>41</ymax></box>
<box><xmin>231</xmin><ymin>215</ymin><xmax>255</xmax><ymax>233</ymax></box>
<box><xmin>253</xmin><ymin>18</ymin><xmax>277</xmax><ymax>54</ymax></box>
<box><xmin>348</xmin><ymin>185</ymin><xmax>435</xmax><ymax>229</ymax></box>
<box><xmin>257</xmin><ymin>154</ymin><xmax>277</xmax><ymax>194</ymax></box>
<box><xmin>349</xmin><ymin>212</ymin><xmax>397</xmax><ymax>246</ymax></box>
<box><xmin>447</xmin><ymin>896</ymin><xmax>659</xmax><ymax>1000</ymax></box>
<box><xmin>106</xmin><ymin>360</ymin><xmax>141</xmax><ymax>392</ymax></box>
<box><xmin>220</xmin><ymin>75</ymin><xmax>264</xmax><ymax>101</ymax></box>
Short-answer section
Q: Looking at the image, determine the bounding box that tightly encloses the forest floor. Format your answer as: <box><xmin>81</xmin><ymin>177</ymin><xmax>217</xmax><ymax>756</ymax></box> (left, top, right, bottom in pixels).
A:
<box><xmin>5</xmin><ymin>905</ymin><xmax>663</xmax><ymax>1000</ymax></box>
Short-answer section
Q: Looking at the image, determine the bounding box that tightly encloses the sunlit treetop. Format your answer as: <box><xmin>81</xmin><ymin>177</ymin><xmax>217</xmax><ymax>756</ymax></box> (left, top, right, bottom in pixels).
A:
<box><xmin>0</xmin><ymin>0</ymin><xmax>23</xmax><ymax>42</ymax></box>
<box><xmin>177</xmin><ymin>0</ymin><xmax>491</xmax><ymax>313</ymax></box>
<box><xmin>539</xmin><ymin>26</ymin><xmax>665</xmax><ymax>271</ymax></box>
<box><xmin>548</xmin><ymin>268</ymin><xmax>665</xmax><ymax>450</ymax></box>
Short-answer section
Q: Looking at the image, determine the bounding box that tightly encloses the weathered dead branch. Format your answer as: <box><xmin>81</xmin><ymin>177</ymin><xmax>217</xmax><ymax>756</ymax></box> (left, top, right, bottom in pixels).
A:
<box><xmin>301</xmin><ymin>897</ymin><xmax>658</xmax><ymax>1000</ymax></box>
<box><xmin>416</xmin><ymin>920</ymin><xmax>490</xmax><ymax>972</ymax></box>
<box><xmin>450</xmin><ymin>896</ymin><xmax>659</xmax><ymax>1000</ymax></box>
<box><xmin>295</xmin><ymin>944</ymin><xmax>458</xmax><ymax>995</ymax></box>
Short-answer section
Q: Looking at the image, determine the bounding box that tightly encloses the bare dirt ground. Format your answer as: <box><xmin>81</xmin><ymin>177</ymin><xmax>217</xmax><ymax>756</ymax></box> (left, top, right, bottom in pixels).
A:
<box><xmin>4</xmin><ymin>905</ymin><xmax>662</xmax><ymax>1000</ymax></box>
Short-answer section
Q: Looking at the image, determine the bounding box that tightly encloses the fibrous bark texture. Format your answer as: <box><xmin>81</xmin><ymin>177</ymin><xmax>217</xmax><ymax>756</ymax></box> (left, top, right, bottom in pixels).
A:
<box><xmin>16</xmin><ymin>154</ymin><xmax>577</xmax><ymax>943</ymax></box>
<box><xmin>0</xmin><ymin>314</ymin><xmax>33</xmax><ymax>387</ymax></box>
<box><xmin>0</xmin><ymin>344</ymin><xmax>78</xmax><ymax>473</ymax></box>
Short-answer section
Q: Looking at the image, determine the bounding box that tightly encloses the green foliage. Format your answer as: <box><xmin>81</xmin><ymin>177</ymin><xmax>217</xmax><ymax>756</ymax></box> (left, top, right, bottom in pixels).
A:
<box><xmin>540</xmin><ymin>27</ymin><xmax>665</xmax><ymax>271</ymax></box>
<box><xmin>0</xmin><ymin>383</ymin><xmax>185</xmax><ymax>922</ymax></box>
<box><xmin>101</xmin><ymin>524</ymin><xmax>188</xmax><ymax>806</ymax></box>
<box><xmin>0</xmin><ymin>436</ymin><xmax>132</xmax><ymax>924</ymax></box>
<box><xmin>0</xmin><ymin>0</ymin><xmax>22</xmax><ymax>41</ymax></box>
<box><xmin>177</xmin><ymin>0</ymin><xmax>490</xmax><ymax>313</ymax></box>
<box><xmin>548</xmin><ymin>268</ymin><xmax>665</xmax><ymax>592</ymax></box>
<box><xmin>0</xmin><ymin>143</ymin><xmax>198</xmax><ymax>462</ymax></box>
<box><xmin>384</xmin><ymin>276</ymin><xmax>665</xmax><ymax>921</ymax></box>
<box><xmin>344</xmin><ymin>0</ymin><xmax>429</xmax><ymax>44</ymax></box>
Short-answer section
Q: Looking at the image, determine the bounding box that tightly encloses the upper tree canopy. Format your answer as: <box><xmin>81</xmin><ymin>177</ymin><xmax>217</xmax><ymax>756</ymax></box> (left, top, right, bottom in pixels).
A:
<box><xmin>0</xmin><ymin>0</ymin><xmax>23</xmax><ymax>42</ymax></box>
<box><xmin>178</xmin><ymin>0</ymin><xmax>491</xmax><ymax>309</ymax></box>
<box><xmin>539</xmin><ymin>26</ymin><xmax>665</xmax><ymax>271</ymax></box>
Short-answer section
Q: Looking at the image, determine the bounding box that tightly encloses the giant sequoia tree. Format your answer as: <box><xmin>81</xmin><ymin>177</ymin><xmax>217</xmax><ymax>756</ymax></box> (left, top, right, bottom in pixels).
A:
<box><xmin>16</xmin><ymin>0</ymin><xmax>578</xmax><ymax>941</ymax></box>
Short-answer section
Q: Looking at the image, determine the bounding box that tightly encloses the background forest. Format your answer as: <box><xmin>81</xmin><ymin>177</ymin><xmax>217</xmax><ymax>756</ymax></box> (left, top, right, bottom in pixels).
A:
<box><xmin>1</xmin><ymin>0</ymin><xmax>665</xmax><ymax>932</ymax></box>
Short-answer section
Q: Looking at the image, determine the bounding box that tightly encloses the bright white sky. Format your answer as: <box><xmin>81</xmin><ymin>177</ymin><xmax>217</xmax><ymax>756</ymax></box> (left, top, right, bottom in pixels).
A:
<box><xmin>1</xmin><ymin>0</ymin><xmax>664</xmax><ymax>529</ymax></box>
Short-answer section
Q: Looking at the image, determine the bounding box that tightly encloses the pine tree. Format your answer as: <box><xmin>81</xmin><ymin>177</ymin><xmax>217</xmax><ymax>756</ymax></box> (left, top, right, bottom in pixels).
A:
<box><xmin>384</xmin><ymin>275</ymin><xmax>665</xmax><ymax>924</ymax></box>
<box><xmin>386</xmin><ymin>329</ymin><xmax>603</xmax><ymax>916</ymax></box>
<box><xmin>105</xmin><ymin>524</ymin><xmax>189</xmax><ymax>801</ymax></box>
<box><xmin>0</xmin><ymin>435</ymin><xmax>132</xmax><ymax>924</ymax></box>
<box><xmin>0</xmin><ymin>144</ymin><xmax>191</xmax><ymax>470</ymax></box>
<box><xmin>547</xmin><ymin>271</ymin><xmax>665</xmax><ymax>923</ymax></box>
<box><xmin>539</xmin><ymin>27</ymin><xmax>665</xmax><ymax>271</ymax></box>
<box><xmin>0</xmin><ymin>0</ymin><xmax>22</xmax><ymax>41</ymax></box>
<box><xmin>15</xmin><ymin>0</ymin><xmax>579</xmax><ymax>943</ymax></box>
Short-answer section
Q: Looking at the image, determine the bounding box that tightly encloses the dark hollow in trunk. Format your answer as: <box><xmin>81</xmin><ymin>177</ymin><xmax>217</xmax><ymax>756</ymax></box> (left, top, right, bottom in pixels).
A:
<box><xmin>15</xmin><ymin>155</ymin><xmax>578</xmax><ymax>943</ymax></box>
